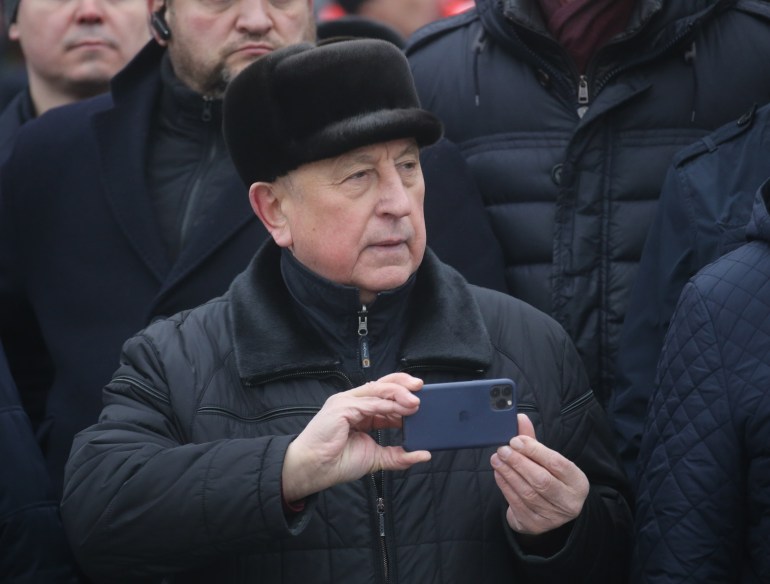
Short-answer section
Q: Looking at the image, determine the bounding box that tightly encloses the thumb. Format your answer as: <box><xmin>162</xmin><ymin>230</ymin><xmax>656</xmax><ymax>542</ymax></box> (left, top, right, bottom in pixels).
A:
<box><xmin>517</xmin><ymin>413</ymin><xmax>537</xmax><ymax>440</ymax></box>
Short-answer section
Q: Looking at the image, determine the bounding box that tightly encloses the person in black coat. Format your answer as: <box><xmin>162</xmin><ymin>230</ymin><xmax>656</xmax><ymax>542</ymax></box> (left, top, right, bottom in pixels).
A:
<box><xmin>610</xmin><ymin>102</ymin><xmax>770</xmax><ymax>482</ymax></box>
<box><xmin>633</xmin><ymin>179</ymin><xmax>770</xmax><ymax>583</ymax></box>
<box><xmin>0</xmin><ymin>0</ymin><xmax>148</xmax><ymax>163</ymax></box>
<box><xmin>0</xmin><ymin>340</ymin><xmax>80</xmax><ymax>583</ymax></box>
<box><xmin>406</xmin><ymin>0</ymin><xmax>770</xmax><ymax>407</ymax></box>
<box><xmin>0</xmin><ymin>0</ymin><xmax>504</xmax><ymax>501</ymax></box>
<box><xmin>61</xmin><ymin>39</ymin><xmax>631</xmax><ymax>584</ymax></box>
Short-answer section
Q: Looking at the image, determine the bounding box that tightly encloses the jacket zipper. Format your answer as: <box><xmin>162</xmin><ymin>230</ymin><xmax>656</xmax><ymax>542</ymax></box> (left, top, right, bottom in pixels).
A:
<box><xmin>179</xmin><ymin>95</ymin><xmax>217</xmax><ymax>251</ymax></box>
<box><xmin>371</xmin><ymin>437</ymin><xmax>390</xmax><ymax>583</ymax></box>
<box><xmin>358</xmin><ymin>304</ymin><xmax>371</xmax><ymax>369</ymax></box>
<box><xmin>577</xmin><ymin>75</ymin><xmax>589</xmax><ymax>118</ymax></box>
<box><xmin>355</xmin><ymin>307</ymin><xmax>389</xmax><ymax>582</ymax></box>
<box><xmin>501</xmin><ymin>13</ymin><xmax>697</xmax><ymax>118</ymax></box>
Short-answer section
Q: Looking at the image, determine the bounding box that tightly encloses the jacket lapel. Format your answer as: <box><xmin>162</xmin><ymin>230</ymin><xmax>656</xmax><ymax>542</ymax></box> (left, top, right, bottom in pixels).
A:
<box><xmin>158</xmin><ymin>174</ymin><xmax>258</xmax><ymax>296</ymax></box>
<box><xmin>93</xmin><ymin>43</ymin><xmax>171</xmax><ymax>283</ymax></box>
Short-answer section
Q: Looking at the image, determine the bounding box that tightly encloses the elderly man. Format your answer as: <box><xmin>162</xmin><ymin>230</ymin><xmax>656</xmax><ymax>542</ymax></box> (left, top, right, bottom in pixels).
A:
<box><xmin>0</xmin><ymin>0</ymin><xmax>503</xmax><ymax>504</ymax></box>
<box><xmin>61</xmin><ymin>39</ymin><xmax>631</xmax><ymax>584</ymax></box>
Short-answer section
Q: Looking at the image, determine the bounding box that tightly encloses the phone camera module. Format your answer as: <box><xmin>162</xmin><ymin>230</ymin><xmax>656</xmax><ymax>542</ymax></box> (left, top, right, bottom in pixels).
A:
<box><xmin>490</xmin><ymin>384</ymin><xmax>514</xmax><ymax>411</ymax></box>
<box><xmin>495</xmin><ymin>398</ymin><xmax>510</xmax><ymax>410</ymax></box>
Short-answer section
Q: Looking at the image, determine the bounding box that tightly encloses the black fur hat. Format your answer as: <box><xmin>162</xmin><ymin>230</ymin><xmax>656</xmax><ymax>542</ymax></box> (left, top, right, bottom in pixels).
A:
<box><xmin>222</xmin><ymin>38</ymin><xmax>443</xmax><ymax>186</ymax></box>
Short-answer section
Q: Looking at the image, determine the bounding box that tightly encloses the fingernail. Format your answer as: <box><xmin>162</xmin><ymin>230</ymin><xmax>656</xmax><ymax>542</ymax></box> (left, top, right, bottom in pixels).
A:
<box><xmin>510</xmin><ymin>437</ymin><xmax>524</xmax><ymax>450</ymax></box>
<box><xmin>498</xmin><ymin>446</ymin><xmax>512</xmax><ymax>460</ymax></box>
<box><xmin>490</xmin><ymin>454</ymin><xmax>501</xmax><ymax>468</ymax></box>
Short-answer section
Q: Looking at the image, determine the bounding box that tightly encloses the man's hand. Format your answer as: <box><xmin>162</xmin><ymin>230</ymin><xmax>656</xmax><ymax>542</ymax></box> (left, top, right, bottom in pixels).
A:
<box><xmin>282</xmin><ymin>373</ymin><xmax>431</xmax><ymax>503</ymax></box>
<box><xmin>491</xmin><ymin>413</ymin><xmax>589</xmax><ymax>535</ymax></box>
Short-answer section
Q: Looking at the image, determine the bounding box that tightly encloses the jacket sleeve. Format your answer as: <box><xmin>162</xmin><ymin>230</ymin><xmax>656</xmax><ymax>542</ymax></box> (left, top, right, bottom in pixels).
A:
<box><xmin>0</xmin><ymin>144</ymin><xmax>55</xmax><ymax>428</ymax></box>
<box><xmin>61</xmin><ymin>330</ymin><xmax>313</xmax><ymax>584</ymax></box>
<box><xmin>609</xmin><ymin>164</ymin><xmax>699</xmax><ymax>483</ymax></box>
<box><xmin>0</xmin><ymin>341</ymin><xmax>81</xmax><ymax>583</ymax></box>
<box><xmin>510</xmin><ymin>328</ymin><xmax>633</xmax><ymax>583</ymax></box>
<box><xmin>632</xmin><ymin>282</ymin><xmax>741</xmax><ymax>583</ymax></box>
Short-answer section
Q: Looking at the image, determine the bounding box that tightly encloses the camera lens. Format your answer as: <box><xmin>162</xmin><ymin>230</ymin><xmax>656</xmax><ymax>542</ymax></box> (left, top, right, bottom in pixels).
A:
<box><xmin>490</xmin><ymin>387</ymin><xmax>500</xmax><ymax>398</ymax></box>
<box><xmin>495</xmin><ymin>398</ymin><xmax>509</xmax><ymax>410</ymax></box>
<box><xmin>502</xmin><ymin>385</ymin><xmax>512</xmax><ymax>397</ymax></box>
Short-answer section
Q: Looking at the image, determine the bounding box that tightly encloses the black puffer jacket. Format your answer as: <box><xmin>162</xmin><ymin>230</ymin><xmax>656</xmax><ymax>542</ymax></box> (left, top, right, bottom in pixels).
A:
<box><xmin>61</xmin><ymin>244</ymin><xmax>632</xmax><ymax>584</ymax></box>
<box><xmin>406</xmin><ymin>0</ymin><xmax>770</xmax><ymax>405</ymax></box>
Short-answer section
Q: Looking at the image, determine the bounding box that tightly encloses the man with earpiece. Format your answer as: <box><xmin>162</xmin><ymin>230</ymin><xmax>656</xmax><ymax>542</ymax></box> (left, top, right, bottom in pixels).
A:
<box><xmin>0</xmin><ymin>0</ymin><xmax>504</xmax><ymax>522</ymax></box>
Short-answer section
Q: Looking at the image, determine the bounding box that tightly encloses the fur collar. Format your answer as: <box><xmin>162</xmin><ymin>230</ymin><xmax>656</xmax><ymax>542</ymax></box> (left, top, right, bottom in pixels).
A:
<box><xmin>228</xmin><ymin>242</ymin><xmax>493</xmax><ymax>385</ymax></box>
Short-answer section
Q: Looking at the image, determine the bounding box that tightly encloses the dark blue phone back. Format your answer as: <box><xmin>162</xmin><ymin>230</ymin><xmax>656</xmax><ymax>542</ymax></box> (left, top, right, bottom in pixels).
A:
<box><xmin>402</xmin><ymin>378</ymin><xmax>518</xmax><ymax>451</ymax></box>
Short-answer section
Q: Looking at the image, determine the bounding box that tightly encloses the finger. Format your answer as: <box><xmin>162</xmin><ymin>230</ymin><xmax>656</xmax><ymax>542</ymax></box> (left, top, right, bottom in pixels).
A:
<box><xmin>517</xmin><ymin>413</ymin><xmax>537</xmax><ymax>440</ymax></box>
<box><xmin>491</xmin><ymin>450</ymin><xmax>551</xmax><ymax>510</ymax></box>
<box><xmin>492</xmin><ymin>445</ymin><xmax>589</xmax><ymax>521</ymax></box>
<box><xmin>377</xmin><ymin>372</ymin><xmax>424</xmax><ymax>391</ymax></box>
<box><xmin>336</xmin><ymin>395</ymin><xmax>420</xmax><ymax>429</ymax></box>
<box><xmin>492</xmin><ymin>459</ymin><xmax>581</xmax><ymax>535</ymax></box>
<box><xmin>375</xmin><ymin>445</ymin><xmax>431</xmax><ymax>471</ymax></box>
<box><xmin>491</xmin><ymin>464</ymin><xmax>551</xmax><ymax>534</ymax></box>
<box><xmin>349</xmin><ymin>380</ymin><xmax>421</xmax><ymax>406</ymax></box>
<box><xmin>507</xmin><ymin>435</ymin><xmax>583</xmax><ymax>486</ymax></box>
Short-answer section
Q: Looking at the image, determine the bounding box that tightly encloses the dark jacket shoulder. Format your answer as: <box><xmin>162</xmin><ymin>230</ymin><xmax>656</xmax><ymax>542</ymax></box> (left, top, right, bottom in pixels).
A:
<box><xmin>672</xmin><ymin>102</ymin><xmax>764</xmax><ymax>168</ymax></box>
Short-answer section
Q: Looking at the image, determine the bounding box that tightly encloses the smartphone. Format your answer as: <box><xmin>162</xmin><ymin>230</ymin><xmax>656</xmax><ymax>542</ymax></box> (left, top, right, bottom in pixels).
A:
<box><xmin>402</xmin><ymin>378</ymin><xmax>518</xmax><ymax>451</ymax></box>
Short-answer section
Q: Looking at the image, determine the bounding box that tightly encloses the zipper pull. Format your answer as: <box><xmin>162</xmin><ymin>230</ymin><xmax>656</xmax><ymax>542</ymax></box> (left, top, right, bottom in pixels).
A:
<box><xmin>577</xmin><ymin>75</ymin><xmax>589</xmax><ymax>118</ymax></box>
<box><xmin>377</xmin><ymin>497</ymin><xmax>386</xmax><ymax>536</ymax></box>
<box><xmin>201</xmin><ymin>96</ymin><xmax>213</xmax><ymax>122</ymax></box>
<box><xmin>358</xmin><ymin>305</ymin><xmax>371</xmax><ymax>369</ymax></box>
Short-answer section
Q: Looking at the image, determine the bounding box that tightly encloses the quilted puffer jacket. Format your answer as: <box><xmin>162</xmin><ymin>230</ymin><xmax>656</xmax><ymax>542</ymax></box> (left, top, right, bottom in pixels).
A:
<box><xmin>61</xmin><ymin>243</ymin><xmax>632</xmax><ymax>584</ymax></box>
<box><xmin>632</xmin><ymin>180</ymin><xmax>770</xmax><ymax>582</ymax></box>
<box><xmin>406</xmin><ymin>0</ymin><xmax>770</xmax><ymax>405</ymax></box>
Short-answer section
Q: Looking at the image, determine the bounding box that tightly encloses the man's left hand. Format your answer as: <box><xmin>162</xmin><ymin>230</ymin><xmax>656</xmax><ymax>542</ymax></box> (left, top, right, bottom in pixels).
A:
<box><xmin>491</xmin><ymin>413</ymin><xmax>589</xmax><ymax>535</ymax></box>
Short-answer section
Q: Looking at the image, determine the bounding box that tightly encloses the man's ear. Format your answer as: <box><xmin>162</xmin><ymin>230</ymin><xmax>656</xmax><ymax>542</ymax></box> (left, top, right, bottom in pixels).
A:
<box><xmin>8</xmin><ymin>23</ymin><xmax>19</xmax><ymax>42</ymax></box>
<box><xmin>249</xmin><ymin>182</ymin><xmax>293</xmax><ymax>248</ymax></box>
<box><xmin>147</xmin><ymin>0</ymin><xmax>170</xmax><ymax>45</ymax></box>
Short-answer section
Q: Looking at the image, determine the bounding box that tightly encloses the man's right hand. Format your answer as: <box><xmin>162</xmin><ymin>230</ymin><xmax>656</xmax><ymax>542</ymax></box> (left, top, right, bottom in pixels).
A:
<box><xmin>281</xmin><ymin>373</ymin><xmax>431</xmax><ymax>503</ymax></box>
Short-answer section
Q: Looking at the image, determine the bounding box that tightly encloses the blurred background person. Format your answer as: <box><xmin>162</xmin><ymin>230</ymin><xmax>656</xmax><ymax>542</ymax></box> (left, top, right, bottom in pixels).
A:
<box><xmin>0</xmin><ymin>0</ymin><xmax>148</xmax><ymax>161</ymax></box>
<box><xmin>611</xmin><ymin>101</ymin><xmax>770</xmax><ymax>482</ymax></box>
<box><xmin>318</xmin><ymin>0</ymin><xmax>450</xmax><ymax>39</ymax></box>
<box><xmin>406</xmin><ymin>0</ymin><xmax>770</xmax><ymax>414</ymax></box>
<box><xmin>633</xmin><ymin>178</ymin><xmax>770</xmax><ymax>583</ymax></box>
<box><xmin>0</xmin><ymin>2</ymin><xmax>24</xmax><ymax>111</ymax></box>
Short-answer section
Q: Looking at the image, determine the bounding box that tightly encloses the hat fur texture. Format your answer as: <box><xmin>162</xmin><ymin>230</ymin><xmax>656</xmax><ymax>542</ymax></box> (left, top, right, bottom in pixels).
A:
<box><xmin>223</xmin><ymin>38</ymin><xmax>443</xmax><ymax>186</ymax></box>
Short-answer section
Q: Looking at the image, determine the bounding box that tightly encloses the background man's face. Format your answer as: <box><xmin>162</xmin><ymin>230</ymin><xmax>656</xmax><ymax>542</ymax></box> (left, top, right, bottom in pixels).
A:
<box><xmin>10</xmin><ymin>0</ymin><xmax>149</xmax><ymax>96</ymax></box>
<box><xmin>163</xmin><ymin>0</ymin><xmax>315</xmax><ymax>98</ymax></box>
<box><xmin>275</xmin><ymin>138</ymin><xmax>427</xmax><ymax>304</ymax></box>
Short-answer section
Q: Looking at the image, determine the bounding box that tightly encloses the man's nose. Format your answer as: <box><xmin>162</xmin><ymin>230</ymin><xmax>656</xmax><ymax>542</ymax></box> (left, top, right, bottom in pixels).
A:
<box><xmin>235</xmin><ymin>0</ymin><xmax>273</xmax><ymax>35</ymax></box>
<box><xmin>74</xmin><ymin>0</ymin><xmax>106</xmax><ymax>24</ymax></box>
<box><xmin>378</xmin><ymin>169</ymin><xmax>416</xmax><ymax>218</ymax></box>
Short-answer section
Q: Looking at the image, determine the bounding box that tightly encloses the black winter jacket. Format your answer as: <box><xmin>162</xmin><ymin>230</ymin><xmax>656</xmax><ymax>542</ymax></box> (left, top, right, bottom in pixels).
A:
<box><xmin>62</xmin><ymin>244</ymin><xmax>632</xmax><ymax>584</ymax></box>
<box><xmin>632</xmin><ymin>179</ymin><xmax>770</xmax><ymax>583</ymax></box>
<box><xmin>0</xmin><ymin>41</ymin><xmax>504</xmax><ymax>497</ymax></box>
<box><xmin>611</xmin><ymin>102</ymin><xmax>770</xmax><ymax>481</ymax></box>
<box><xmin>406</xmin><ymin>0</ymin><xmax>770</xmax><ymax>405</ymax></box>
<box><xmin>0</xmin><ymin>340</ymin><xmax>80</xmax><ymax>583</ymax></box>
